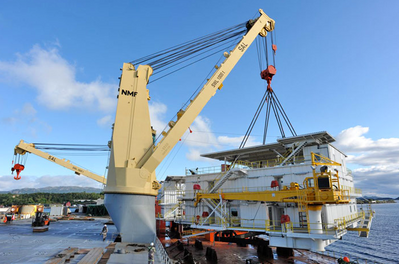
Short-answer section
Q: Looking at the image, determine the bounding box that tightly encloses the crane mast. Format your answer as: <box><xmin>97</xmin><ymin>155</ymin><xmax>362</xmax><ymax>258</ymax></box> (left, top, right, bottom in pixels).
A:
<box><xmin>104</xmin><ymin>9</ymin><xmax>275</xmax><ymax>243</ymax></box>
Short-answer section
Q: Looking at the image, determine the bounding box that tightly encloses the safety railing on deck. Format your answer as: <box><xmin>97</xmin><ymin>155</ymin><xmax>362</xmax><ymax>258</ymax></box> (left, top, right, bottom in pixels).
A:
<box><xmin>186</xmin><ymin>156</ymin><xmax>309</xmax><ymax>175</ymax></box>
<box><xmin>185</xmin><ymin>166</ymin><xmax>221</xmax><ymax>175</ymax></box>
<box><xmin>340</xmin><ymin>185</ymin><xmax>362</xmax><ymax>196</ymax></box>
<box><xmin>187</xmin><ymin>215</ymin><xmax>360</xmax><ymax>236</ymax></box>
<box><xmin>200</xmin><ymin>185</ymin><xmax>275</xmax><ymax>194</ymax></box>
<box><xmin>162</xmin><ymin>204</ymin><xmax>179</xmax><ymax>219</ymax></box>
<box><xmin>159</xmin><ymin>189</ymin><xmax>185</xmax><ymax>204</ymax></box>
<box><xmin>334</xmin><ymin>212</ymin><xmax>365</xmax><ymax>233</ymax></box>
<box><xmin>235</xmin><ymin>156</ymin><xmax>307</xmax><ymax>169</ymax></box>
<box><xmin>155</xmin><ymin>237</ymin><xmax>174</xmax><ymax>264</ymax></box>
<box><xmin>265</xmin><ymin>221</ymin><xmax>339</xmax><ymax>235</ymax></box>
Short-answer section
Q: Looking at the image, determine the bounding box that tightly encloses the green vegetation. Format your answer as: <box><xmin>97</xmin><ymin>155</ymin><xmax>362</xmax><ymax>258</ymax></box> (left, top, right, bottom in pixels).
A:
<box><xmin>86</xmin><ymin>204</ymin><xmax>108</xmax><ymax>216</ymax></box>
<box><xmin>0</xmin><ymin>192</ymin><xmax>104</xmax><ymax>206</ymax></box>
<box><xmin>357</xmin><ymin>198</ymin><xmax>396</xmax><ymax>204</ymax></box>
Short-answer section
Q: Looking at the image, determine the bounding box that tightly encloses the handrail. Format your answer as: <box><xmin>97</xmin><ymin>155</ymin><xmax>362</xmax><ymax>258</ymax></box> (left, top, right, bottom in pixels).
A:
<box><xmin>154</xmin><ymin>237</ymin><xmax>174</xmax><ymax>264</ymax></box>
<box><xmin>188</xmin><ymin>215</ymin><xmax>365</xmax><ymax>235</ymax></box>
<box><xmin>186</xmin><ymin>156</ymin><xmax>309</xmax><ymax>175</ymax></box>
<box><xmin>334</xmin><ymin>212</ymin><xmax>365</xmax><ymax>232</ymax></box>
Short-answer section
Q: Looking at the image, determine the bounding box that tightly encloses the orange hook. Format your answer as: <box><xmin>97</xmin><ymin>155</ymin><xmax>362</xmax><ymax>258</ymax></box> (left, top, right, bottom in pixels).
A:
<box><xmin>12</xmin><ymin>164</ymin><xmax>24</xmax><ymax>180</ymax></box>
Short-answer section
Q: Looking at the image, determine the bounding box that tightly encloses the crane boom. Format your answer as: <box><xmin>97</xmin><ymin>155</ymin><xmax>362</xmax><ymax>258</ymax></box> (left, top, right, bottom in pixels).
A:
<box><xmin>14</xmin><ymin>140</ymin><xmax>106</xmax><ymax>184</ymax></box>
<box><xmin>104</xmin><ymin>8</ymin><xmax>275</xmax><ymax>197</ymax></box>
<box><xmin>141</xmin><ymin>9</ymin><xmax>275</xmax><ymax>173</ymax></box>
<box><xmin>103</xmin><ymin>9</ymin><xmax>275</xmax><ymax>243</ymax></box>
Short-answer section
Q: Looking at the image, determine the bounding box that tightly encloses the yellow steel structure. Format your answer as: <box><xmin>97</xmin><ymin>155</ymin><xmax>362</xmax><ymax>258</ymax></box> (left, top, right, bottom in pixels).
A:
<box><xmin>311</xmin><ymin>152</ymin><xmax>341</xmax><ymax>167</ymax></box>
<box><xmin>14</xmin><ymin>140</ymin><xmax>106</xmax><ymax>184</ymax></box>
<box><xmin>195</xmin><ymin>152</ymin><xmax>349</xmax><ymax>207</ymax></box>
<box><xmin>104</xmin><ymin>9</ymin><xmax>275</xmax><ymax>197</ymax></box>
<box><xmin>102</xmin><ymin>9</ymin><xmax>275</xmax><ymax>242</ymax></box>
<box><xmin>195</xmin><ymin>178</ymin><xmax>349</xmax><ymax>206</ymax></box>
<box><xmin>192</xmin><ymin>152</ymin><xmax>361</xmax><ymax>243</ymax></box>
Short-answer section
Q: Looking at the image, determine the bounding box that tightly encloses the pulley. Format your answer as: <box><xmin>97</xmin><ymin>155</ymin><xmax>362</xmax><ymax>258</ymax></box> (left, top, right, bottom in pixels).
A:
<box><xmin>260</xmin><ymin>65</ymin><xmax>277</xmax><ymax>91</ymax></box>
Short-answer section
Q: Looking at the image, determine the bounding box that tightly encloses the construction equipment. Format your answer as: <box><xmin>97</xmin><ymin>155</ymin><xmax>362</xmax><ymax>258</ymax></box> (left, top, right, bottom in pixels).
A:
<box><xmin>103</xmin><ymin>9</ymin><xmax>275</xmax><ymax>243</ymax></box>
<box><xmin>161</xmin><ymin>132</ymin><xmax>374</xmax><ymax>251</ymax></box>
<box><xmin>32</xmin><ymin>205</ymin><xmax>50</xmax><ymax>232</ymax></box>
<box><xmin>12</xmin><ymin>9</ymin><xmax>275</xmax><ymax>243</ymax></box>
<box><xmin>3</xmin><ymin>205</ymin><xmax>19</xmax><ymax>223</ymax></box>
<box><xmin>3</xmin><ymin>213</ymin><xmax>15</xmax><ymax>224</ymax></box>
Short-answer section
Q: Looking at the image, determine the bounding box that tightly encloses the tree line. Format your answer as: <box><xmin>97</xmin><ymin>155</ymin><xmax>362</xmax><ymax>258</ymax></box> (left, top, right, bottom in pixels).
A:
<box><xmin>0</xmin><ymin>192</ymin><xmax>104</xmax><ymax>206</ymax></box>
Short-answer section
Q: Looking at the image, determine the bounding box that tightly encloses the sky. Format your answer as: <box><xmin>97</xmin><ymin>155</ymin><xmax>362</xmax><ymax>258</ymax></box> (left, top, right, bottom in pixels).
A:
<box><xmin>0</xmin><ymin>1</ymin><xmax>398</xmax><ymax>197</ymax></box>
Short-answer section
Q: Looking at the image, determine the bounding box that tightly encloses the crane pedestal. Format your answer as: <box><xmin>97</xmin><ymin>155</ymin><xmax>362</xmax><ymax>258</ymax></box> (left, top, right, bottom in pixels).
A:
<box><xmin>104</xmin><ymin>193</ymin><xmax>155</xmax><ymax>243</ymax></box>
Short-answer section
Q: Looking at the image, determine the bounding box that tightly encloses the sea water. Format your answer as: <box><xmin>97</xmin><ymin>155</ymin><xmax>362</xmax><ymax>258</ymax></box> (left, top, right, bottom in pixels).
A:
<box><xmin>325</xmin><ymin>202</ymin><xmax>399</xmax><ymax>264</ymax></box>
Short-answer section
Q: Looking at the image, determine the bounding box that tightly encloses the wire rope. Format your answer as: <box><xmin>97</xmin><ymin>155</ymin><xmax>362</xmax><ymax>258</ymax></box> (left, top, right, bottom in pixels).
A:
<box><xmin>130</xmin><ymin>23</ymin><xmax>246</xmax><ymax>71</ymax></box>
<box><xmin>239</xmin><ymin>90</ymin><xmax>268</xmax><ymax>149</ymax></box>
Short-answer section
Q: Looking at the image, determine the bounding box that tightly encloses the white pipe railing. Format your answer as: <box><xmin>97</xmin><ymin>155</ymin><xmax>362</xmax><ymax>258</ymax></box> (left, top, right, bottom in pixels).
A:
<box><xmin>154</xmin><ymin>237</ymin><xmax>174</xmax><ymax>264</ymax></box>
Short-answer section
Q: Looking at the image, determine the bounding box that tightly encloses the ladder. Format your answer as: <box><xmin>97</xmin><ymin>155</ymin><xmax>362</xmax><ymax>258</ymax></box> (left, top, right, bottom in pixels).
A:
<box><xmin>358</xmin><ymin>207</ymin><xmax>374</xmax><ymax>238</ymax></box>
<box><xmin>279</xmin><ymin>141</ymin><xmax>307</xmax><ymax>166</ymax></box>
<box><xmin>209</xmin><ymin>169</ymin><xmax>247</xmax><ymax>193</ymax></box>
<box><xmin>297</xmin><ymin>190</ymin><xmax>308</xmax><ymax>228</ymax></box>
<box><xmin>299</xmin><ymin>212</ymin><xmax>307</xmax><ymax>228</ymax></box>
<box><xmin>203</xmin><ymin>199</ymin><xmax>226</xmax><ymax>219</ymax></box>
<box><xmin>163</xmin><ymin>204</ymin><xmax>179</xmax><ymax>219</ymax></box>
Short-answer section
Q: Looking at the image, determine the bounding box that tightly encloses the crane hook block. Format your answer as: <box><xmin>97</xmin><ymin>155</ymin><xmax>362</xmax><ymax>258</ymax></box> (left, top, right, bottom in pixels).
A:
<box><xmin>12</xmin><ymin>164</ymin><xmax>24</xmax><ymax>180</ymax></box>
<box><xmin>261</xmin><ymin>65</ymin><xmax>277</xmax><ymax>91</ymax></box>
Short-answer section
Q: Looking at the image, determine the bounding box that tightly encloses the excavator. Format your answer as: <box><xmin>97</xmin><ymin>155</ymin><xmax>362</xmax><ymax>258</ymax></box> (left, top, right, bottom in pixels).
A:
<box><xmin>12</xmin><ymin>9</ymin><xmax>276</xmax><ymax>243</ymax></box>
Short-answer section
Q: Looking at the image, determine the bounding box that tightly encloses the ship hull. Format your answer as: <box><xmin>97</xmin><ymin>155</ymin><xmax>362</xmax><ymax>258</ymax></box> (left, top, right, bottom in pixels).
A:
<box><xmin>104</xmin><ymin>193</ymin><xmax>155</xmax><ymax>243</ymax></box>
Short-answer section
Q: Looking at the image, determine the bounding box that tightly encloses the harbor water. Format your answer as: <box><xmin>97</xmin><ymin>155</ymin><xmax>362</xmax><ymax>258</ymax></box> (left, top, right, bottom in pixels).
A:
<box><xmin>325</xmin><ymin>202</ymin><xmax>399</xmax><ymax>264</ymax></box>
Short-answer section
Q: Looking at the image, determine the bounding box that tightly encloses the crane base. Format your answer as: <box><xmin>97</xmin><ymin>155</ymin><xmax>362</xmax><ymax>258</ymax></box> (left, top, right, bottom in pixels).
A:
<box><xmin>104</xmin><ymin>193</ymin><xmax>155</xmax><ymax>243</ymax></box>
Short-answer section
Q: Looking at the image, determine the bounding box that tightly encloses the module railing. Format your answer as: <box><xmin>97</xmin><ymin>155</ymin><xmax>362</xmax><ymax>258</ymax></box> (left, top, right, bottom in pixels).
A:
<box><xmin>187</xmin><ymin>215</ymin><xmax>363</xmax><ymax>236</ymax></box>
<box><xmin>186</xmin><ymin>156</ymin><xmax>309</xmax><ymax>175</ymax></box>
<box><xmin>154</xmin><ymin>237</ymin><xmax>174</xmax><ymax>264</ymax></box>
<box><xmin>340</xmin><ymin>185</ymin><xmax>362</xmax><ymax>196</ymax></box>
<box><xmin>334</xmin><ymin>211</ymin><xmax>365</xmax><ymax>232</ymax></box>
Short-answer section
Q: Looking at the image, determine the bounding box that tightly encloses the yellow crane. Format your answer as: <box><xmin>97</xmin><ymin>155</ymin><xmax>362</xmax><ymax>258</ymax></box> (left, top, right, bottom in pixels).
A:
<box><xmin>13</xmin><ymin>140</ymin><xmax>106</xmax><ymax>184</ymax></box>
<box><xmin>13</xmin><ymin>9</ymin><xmax>276</xmax><ymax>243</ymax></box>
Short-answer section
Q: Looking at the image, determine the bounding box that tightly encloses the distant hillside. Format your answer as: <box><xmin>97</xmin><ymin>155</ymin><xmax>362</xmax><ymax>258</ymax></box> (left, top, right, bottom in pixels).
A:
<box><xmin>0</xmin><ymin>186</ymin><xmax>103</xmax><ymax>194</ymax></box>
<box><xmin>363</xmin><ymin>196</ymin><xmax>394</xmax><ymax>200</ymax></box>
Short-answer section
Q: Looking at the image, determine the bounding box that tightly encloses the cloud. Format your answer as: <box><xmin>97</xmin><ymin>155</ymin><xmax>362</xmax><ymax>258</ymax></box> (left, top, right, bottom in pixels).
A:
<box><xmin>183</xmin><ymin>116</ymin><xmax>219</xmax><ymax>161</ymax></box>
<box><xmin>183</xmin><ymin>116</ymin><xmax>261</xmax><ymax>161</ymax></box>
<box><xmin>351</xmin><ymin>166</ymin><xmax>399</xmax><ymax>197</ymax></box>
<box><xmin>185</xmin><ymin>116</ymin><xmax>219</xmax><ymax>148</ymax></box>
<box><xmin>0</xmin><ymin>174</ymin><xmax>103</xmax><ymax>192</ymax></box>
<box><xmin>150</xmin><ymin>101</ymin><xmax>262</xmax><ymax>162</ymax></box>
<box><xmin>218</xmin><ymin>135</ymin><xmax>259</xmax><ymax>148</ymax></box>
<box><xmin>97</xmin><ymin>115</ymin><xmax>113</xmax><ymax>128</ymax></box>
<box><xmin>186</xmin><ymin>149</ymin><xmax>203</xmax><ymax>162</ymax></box>
<box><xmin>335</xmin><ymin>126</ymin><xmax>399</xmax><ymax>166</ymax></box>
<box><xmin>1</xmin><ymin>103</ymin><xmax>52</xmax><ymax>137</ymax></box>
<box><xmin>335</xmin><ymin>126</ymin><xmax>399</xmax><ymax>197</ymax></box>
<box><xmin>149</xmin><ymin>101</ymin><xmax>167</xmax><ymax>132</ymax></box>
<box><xmin>336</xmin><ymin>126</ymin><xmax>399</xmax><ymax>153</ymax></box>
<box><xmin>20</xmin><ymin>103</ymin><xmax>37</xmax><ymax>116</ymax></box>
<box><xmin>0</xmin><ymin>44</ymin><xmax>116</xmax><ymax>112</ymax></box>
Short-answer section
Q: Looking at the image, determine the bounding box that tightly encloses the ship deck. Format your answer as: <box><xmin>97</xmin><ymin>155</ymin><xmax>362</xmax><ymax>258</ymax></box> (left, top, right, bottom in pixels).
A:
<box><xmin>0</xmin><ymin>217</ymin><xmax>339</xmax><ymax>263</ymax></box>
<box><xmin>0</xmin><ymin>218</ymin><xmax>163</xmax><ymax>263</ymax></box>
